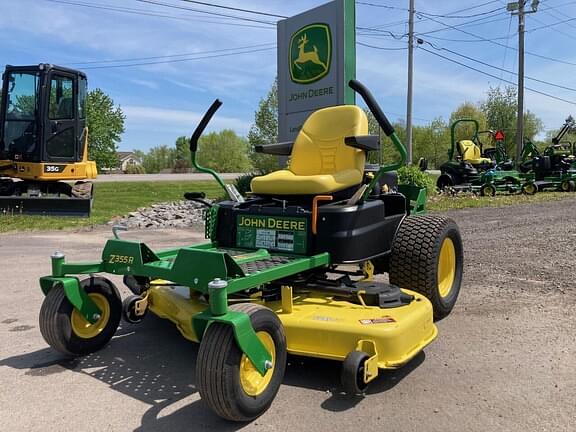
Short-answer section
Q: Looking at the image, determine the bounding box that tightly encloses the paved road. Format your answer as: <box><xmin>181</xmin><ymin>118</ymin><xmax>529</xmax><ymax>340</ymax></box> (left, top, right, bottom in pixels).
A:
<box><xmin>1</xmin><ymin>197</ymin><xmax>575</xmax><ymax>431</ymax></box>
<box><xmin>94</xmin><ymin>173</ymin><xmax>242</xmax><ymax>182</ymax></box>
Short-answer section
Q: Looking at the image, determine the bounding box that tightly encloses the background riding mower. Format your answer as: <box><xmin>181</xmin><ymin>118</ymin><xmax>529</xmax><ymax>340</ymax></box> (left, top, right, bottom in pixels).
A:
<box><xmin>437</xmin><ymin>119</ymin><xmax>527</xmax><ymax>196</ymax></box>
<box><xmin>519</xmin><ymin>118</ymin><xmax>576</xmax><ymax>193</ymax></box>
<box><xmin>36</xmin><ymin>80</ymin><xmax>464</xmax><ymax>422</ymax></box>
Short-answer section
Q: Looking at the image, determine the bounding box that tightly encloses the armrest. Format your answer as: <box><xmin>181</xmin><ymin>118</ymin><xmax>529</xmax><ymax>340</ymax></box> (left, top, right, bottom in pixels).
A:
<box><xmin>254</xmin><ymin>141</ymin><xmax>294</xmax><ymax>156</ymax></box>
<box><xmin>345</xmin><ymin>135</ymin><xmax>380</xmax><ymax>152</ymax></box>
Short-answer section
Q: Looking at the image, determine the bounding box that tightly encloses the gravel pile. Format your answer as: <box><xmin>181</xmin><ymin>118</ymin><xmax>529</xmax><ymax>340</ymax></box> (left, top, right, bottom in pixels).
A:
<box><xmin>111</xmin><ymin>200</ymin><xmax>209</xmax><ymax>229</ymax></box>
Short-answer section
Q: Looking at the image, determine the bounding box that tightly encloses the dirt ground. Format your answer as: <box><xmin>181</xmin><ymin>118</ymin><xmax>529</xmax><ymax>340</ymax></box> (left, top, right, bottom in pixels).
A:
<box><xmin>1</xmin><ymin>197</ymin><xmax>575</xmax><ymax>432</ymax></box>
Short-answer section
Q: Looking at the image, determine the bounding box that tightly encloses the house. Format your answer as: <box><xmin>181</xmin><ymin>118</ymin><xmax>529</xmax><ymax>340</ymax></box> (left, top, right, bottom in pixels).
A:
<box><xmin>117</xmin><ymin>151</ymin><xmax>142</xmax><ymax>172</ymax></box>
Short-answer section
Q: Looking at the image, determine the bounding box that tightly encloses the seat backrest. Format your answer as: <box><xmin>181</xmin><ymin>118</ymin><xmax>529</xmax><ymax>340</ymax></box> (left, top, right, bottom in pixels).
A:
<box><xmin>458</xmin><ymin>140</ymin><xmax>481</xmax><ymax>161</ymax></box>
<box><xmin>289</xmin><ymin>105</ymin><xmax>368</xmax><ymax>176</ymax></box>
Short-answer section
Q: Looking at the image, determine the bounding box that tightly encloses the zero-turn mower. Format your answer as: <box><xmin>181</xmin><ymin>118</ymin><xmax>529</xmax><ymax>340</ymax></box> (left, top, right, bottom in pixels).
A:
<box><xmin>0</xmin><ymin>64</ymin><xmax>96</xmax><ymax>216</ymax></box>
<box><xmin>37</xmin><ymin>80</ymin><xmax>464</xmax><ymax>421</ymax></box>
<box><xmin>436</xmin><ymin>119</ymin><xmax>528</xmax><ymax>196</ymax></box>
<box><xmin>519</xmin><ymin>117</ymin><xmax>576</xmax><ymax>193</ymax></box>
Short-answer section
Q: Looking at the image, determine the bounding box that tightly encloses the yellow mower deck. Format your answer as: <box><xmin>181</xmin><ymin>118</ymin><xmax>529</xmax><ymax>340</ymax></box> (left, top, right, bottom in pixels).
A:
<box><xmin>147</xmin><ymin>283</ymin><xmax>436</xmax><ymax>370</ymax></box>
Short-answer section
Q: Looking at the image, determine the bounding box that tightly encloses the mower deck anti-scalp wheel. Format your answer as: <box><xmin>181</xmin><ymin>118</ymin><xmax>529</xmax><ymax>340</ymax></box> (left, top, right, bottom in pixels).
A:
<box><xmin>389</xmin><ymin>216</ymin><xmax>463</xmax><ymax>321</ymax></box>
<box><xmin>196</xmin><ymin>303</ymin><xmax>287</xmax><ymax>422</ymax></box>
<box><xmin>341</xmin><ymin>351</ymin><xmax>370</xmax><ymax>396</ymax></box>
<box><xmin>39</xmin><ymin>277</ymin><xmax>122</xmax><ymax>356</ymax></box>
<box><xmin>122</xmin><ymin>294</ymin><xmax>147</xmax><ymax>324</ymax></box>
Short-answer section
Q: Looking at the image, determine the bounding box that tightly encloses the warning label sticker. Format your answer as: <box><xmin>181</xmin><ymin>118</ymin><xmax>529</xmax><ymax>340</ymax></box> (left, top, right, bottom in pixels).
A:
<box><xmin>359</xmin><ymin>317</ymin><xmax>396</xmax><ymax>325</ymax></box>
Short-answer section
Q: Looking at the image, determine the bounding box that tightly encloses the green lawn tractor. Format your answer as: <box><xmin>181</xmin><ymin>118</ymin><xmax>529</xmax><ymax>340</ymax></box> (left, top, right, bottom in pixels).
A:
<box><xmin>519</xmin><ymin>117</ymin><xmax>576</xmax><ymax>193</ymax></box>
<box><xmin>36</xmin><ymin>80</ymin><xmax>464</xmax><ymax>422</ymax></box>
<box><xmin>437</xmin><ymin>119</ymin><xmax>527</xmax><ymax>196</ymax></box>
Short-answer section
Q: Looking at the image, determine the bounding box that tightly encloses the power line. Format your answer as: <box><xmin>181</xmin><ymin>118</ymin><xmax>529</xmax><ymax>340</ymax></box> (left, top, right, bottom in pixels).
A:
<box><xmin>134</xmin><ymin>0</ymin><xmax>277</xmax><ymax>25</ymax></box>
<box><xmin>42</xmin><ymin>0</ymin><xmax>274</xmax><ymax>28</ymax></box>
<box><xmin>422</xmin><ymin>41</ymin><xmax>576</xmax><ymax>93</ymax></box>
<box><xmin>417</xmin><ymin>12</ymin><xmax>576</xmax><ymax>67</ymax></box>
<box><xmin>415</xmin><ymin>11</ymin><xmax>509</xmax><ymax>36</ymax></box>
<box><xmin>417</xmin><ymin>7</ymin><xmax>502</xmax><ymax>19</ymax></box>
<box><xmin>173</xmin><ymin>0</ymin><xmax>287</xmax><ymax>18</ymax></box>
<box><xmin>80</xmin><ymin>46</ymin><xmax>275</xmax><ymax>69</ymax></box>
<box><xmin>418</xmin><ymin>46</ymin><xmax>576</xmax><ymax>106</ymax></box>
<box><xmin>67</xmin><ymin>43</ymin><xmax>276</xmax><ymax>65</ymax></box>
<box><xmin>357</xmin><ymin>41</ymin><xmax>408</xmax><ymax>50</ymax></box>
<box><xmin>356</xmin><ymin>1</ymin><xmax>408</xmax><ymax>12</ymax></box>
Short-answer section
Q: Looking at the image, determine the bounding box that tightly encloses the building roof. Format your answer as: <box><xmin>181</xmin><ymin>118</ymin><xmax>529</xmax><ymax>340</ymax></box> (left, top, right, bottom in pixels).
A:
<box><xmin>117</xmin><ymin>151</ymin><xmax>139</xmax><ymax>162</ymax></box>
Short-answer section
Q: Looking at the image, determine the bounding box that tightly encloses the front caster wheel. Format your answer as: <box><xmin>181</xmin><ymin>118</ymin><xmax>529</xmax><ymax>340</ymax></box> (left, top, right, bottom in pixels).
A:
<box><xmin>341</xmin><ymin>351</ymin><xmax>370</xmax><ymax>396</ymax></box>
<box><xmin>196</xmin><ymin>303</ymin><xmax>287</xmax><ymax>422</ymax></box>
<box><xmin>39</xmin><ymin>277</ymin><xmax>121</xmax><ymax>356</ymax></box>
<box><xmin>122</xmin><ymin>294</ymin><xmax>148</xmax><ymax>324</ymax></box>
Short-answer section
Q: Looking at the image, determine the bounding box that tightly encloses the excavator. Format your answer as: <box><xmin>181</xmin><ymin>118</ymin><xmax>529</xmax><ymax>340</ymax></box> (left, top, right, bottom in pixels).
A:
<box><xmin>0</xmin><ymin>64</ymin><xmax>96</xmax><ymax>216</ymax></box>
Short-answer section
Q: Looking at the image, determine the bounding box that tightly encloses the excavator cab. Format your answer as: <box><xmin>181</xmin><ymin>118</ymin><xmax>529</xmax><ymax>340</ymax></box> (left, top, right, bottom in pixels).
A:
<box><xmin>0</xmin><ymin>64</ymin><xmax>96</xmax><ymax>216</ymax></box>
<box><xmin>1</xmin><ymin>64</ymin><xmax>87</xmax><ymax>164</ymax></box>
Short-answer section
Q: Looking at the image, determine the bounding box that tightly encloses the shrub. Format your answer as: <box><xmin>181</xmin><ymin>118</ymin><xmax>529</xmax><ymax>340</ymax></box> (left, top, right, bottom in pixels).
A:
<box><xmin>397</xmin><ymin>165</ymin><xmax>435</xmax><ymax>193</ymax></box>
<box><xmin>124</xmin><ymin>164</ymin><xmax>145</xmax><ymax>174</ymax></box>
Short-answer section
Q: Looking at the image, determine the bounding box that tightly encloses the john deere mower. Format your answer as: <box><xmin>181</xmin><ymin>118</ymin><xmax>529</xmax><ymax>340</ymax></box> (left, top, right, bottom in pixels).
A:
<box><xmin>437</xmin><ymin>119</ymin><xmax>527</xmax><ymax>196</ymax></box>
<box><xmin>0</xmin><ymin>64</ymin><xmax>96</xmax><ymax>216</ymax></box>
<box><xmin>36</xmin><ymin>80</ymin><xmax>463</xmax><ymax>421</ymax></box>
<box><xmin>519</xmin><ymin>117</ymin><xmax>576</xmax><ymax>193</ymax></box>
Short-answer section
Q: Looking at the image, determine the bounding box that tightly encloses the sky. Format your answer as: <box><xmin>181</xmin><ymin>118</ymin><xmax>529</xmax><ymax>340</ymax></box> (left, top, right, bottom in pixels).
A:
<box><xmin>2</xmin><ymin>0</ymin><xmax>576</xmax><ymax>151</ymax></box>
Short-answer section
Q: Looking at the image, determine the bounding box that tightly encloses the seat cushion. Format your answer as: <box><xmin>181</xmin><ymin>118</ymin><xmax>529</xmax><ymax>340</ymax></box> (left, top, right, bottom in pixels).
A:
<box><xmin>251</xmin><ymin>168</ymin><xmax>363</xmax><ymax>195</ymax></box>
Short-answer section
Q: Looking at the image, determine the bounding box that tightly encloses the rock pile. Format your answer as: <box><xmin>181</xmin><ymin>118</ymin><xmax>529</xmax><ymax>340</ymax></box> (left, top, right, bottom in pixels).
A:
<box><xmin>111</xmin><ymin>200</ymin><xmax>209</xmax><ymax>229</ymax></box>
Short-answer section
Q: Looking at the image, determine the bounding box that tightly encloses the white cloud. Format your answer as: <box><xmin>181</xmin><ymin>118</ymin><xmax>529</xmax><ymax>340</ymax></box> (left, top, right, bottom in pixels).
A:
<box><xmin>123</xmin><ymin>105</ymin><xmax>252</xmax><ymax>135</ymax></box>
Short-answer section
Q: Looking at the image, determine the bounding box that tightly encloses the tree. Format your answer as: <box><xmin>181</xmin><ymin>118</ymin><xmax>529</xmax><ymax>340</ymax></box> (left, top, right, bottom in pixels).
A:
<box><xmin>247</xmin><ymin>79</ymin><xmax>280</xmax><ymax>172</ymax></box>
<box><xmin>413</xmin><ymin>117</ymin><xmax>450</xmax><ymax>168</ymax></box>
<box><xmin>173</xmin><ymin>136</ymin><xmax>191</xmax><ymax>173</ymax></box>
<box><xmin>140</xmin><ymin>145</ymin><xmax>176</xmax><ymax>173</ymax></box>
<box><xmin>86</xmin><ymin>88</ymin><xmax>125</xmax><ymax>170</ymax></box>
<box><xmin>481</xmin><ymin>86</ymin><xmax>543</xmax><ymax>158</ymax></box>
<box><xmin>197</xmin><ymin>129</ymin><xmax>253</xmax><ymax>172</ymax></box>
<box><xmin>449</xmin><ymin>102</ymin><xmax>487</xmax><ymax>144</ymax></box>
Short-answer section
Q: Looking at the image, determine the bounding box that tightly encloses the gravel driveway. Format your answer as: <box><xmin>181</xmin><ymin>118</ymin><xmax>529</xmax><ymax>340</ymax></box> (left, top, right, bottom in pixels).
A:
<box><xmin>0</xmin><ymin>197</ymin><xmax>574</xmax><ymax>431</ymax></box>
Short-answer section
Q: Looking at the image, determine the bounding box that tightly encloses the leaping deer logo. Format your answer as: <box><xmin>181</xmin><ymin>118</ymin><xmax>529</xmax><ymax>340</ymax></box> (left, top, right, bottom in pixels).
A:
<box><xmin>293</xmin><ymin>34</ymin><xmax>328</xmax><ymax>71</ymax></box>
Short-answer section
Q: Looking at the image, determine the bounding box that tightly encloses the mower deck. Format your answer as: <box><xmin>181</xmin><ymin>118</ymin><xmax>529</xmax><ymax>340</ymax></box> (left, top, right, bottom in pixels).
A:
<box><xmin>147</xmin><ymin>282</ymin><xmax>437</xmax><ymax>369</ymax></box>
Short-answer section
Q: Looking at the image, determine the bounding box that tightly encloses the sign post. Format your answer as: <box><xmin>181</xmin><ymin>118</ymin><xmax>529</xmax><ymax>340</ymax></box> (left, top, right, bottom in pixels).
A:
<box><xmin>277</xmin><ymin>0</ymin><xmax>356</xmax><ymax>143</ymax></box>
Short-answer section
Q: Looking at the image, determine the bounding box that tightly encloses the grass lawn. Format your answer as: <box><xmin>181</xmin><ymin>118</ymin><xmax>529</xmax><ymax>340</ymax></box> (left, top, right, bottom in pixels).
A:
<box><xmin>0</xmin><ymin>180</ymin><xmax>574</xmax><ymax>234</ymax></box>
<box><xmin>0</xmin><ymin>181</ymin><xmax>223</xmax><ymax>233</ymax></box>
<box><xmin>427</xmin><ymin>191</ymin><xmax>572</xmax><ymax>212</ymax></box>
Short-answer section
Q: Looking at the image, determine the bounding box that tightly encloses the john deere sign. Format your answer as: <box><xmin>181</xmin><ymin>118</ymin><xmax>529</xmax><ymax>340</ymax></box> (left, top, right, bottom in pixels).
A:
<box><xmin>278</xmin><ymin>0</ymin><xmax>356</xmax><ymax>142</ymax></box>
<box><xmin>289</xmin><ymin>24</ymin><xmax>332</xmax><ymax>84</ymax></box>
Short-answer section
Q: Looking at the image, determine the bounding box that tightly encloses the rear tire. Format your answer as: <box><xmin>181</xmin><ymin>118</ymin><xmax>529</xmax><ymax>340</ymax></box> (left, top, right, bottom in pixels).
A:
<box><xmin>389</xmin><ymin>216</ymin><xmax>463</xmax><ymax>321</ymax></box>
<box><xmin>196</xmin><ymin>303</ymin><xmax>287</xmax><ymax>422</ymax></box>
<box><xmin>39</xmin><ymin>277</ymin><xmax>122</xmax><ymax>356</ymax></box>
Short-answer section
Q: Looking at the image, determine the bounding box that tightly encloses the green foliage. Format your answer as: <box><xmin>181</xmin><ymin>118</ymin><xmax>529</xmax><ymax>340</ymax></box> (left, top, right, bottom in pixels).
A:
<box><xmin>86</xmin><ymin>88</ymin><xmax>125</xmax><ymax>170</ymax></box>
<box><xmin>397</xmin><ymin>165</ymin><xmax>435</xmax><ymax>193</ymax></box>
<box><xmin>197</xmin><ymin>129</ymin><xmax>253</xmax><ymax>172</ymax></box>
<box><xmin>140</xmin><ymin>144</ymin><xmax>176</xmax><ymax>173</ymax></box>
<box><xmin>124</xmin><ymin>164</ymin><xmax>145</xmax><ymax>174</ymax></box>
<box><xmin>449</xmin><ymin>102</ymin><xmax>487</xmax><ymax>142</ymax></box>
<box><xmin>480</xmin><ymin>86</ymin><xmax>543</xmax><ymax>158</ymax></box>
<box><xmin>247</xmin><ymin>79</ymin><xmax>280</xmax><ymax>172</ymax></box>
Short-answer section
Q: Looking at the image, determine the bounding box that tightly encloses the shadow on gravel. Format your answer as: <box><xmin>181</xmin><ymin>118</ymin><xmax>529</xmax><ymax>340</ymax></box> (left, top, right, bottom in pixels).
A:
<box><xmin>0</xmin><ymin>314</ymin><xmax>425</xmax><ymax>429</ymax></box>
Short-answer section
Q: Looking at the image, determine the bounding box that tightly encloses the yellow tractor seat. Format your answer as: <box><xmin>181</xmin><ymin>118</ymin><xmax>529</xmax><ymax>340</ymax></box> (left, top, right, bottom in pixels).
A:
<box><xmin>457</xmin><ymin>140</ymin><xmax>492</xmax><ymax>165</ymax></box>
<box><xmin>251</xmin><ymin>105</ymin><xmax>368</xmax><ymax>196</ymax></box>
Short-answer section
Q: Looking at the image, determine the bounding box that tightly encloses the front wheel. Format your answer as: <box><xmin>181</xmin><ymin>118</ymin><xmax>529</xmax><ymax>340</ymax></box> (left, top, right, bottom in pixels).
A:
<box><xmin>389</xmin><ymin>216</ymin><xmax>464</xmax><ymax>321</ymax></box>
<box><xmin>560</xmin><ymin>180</ymin><xmax>575</xmax><ymax>192</ymax></box>
<box><xmin>480</xmin><ymin>183</ymin><xmax>496</xmax><ymax>197</ymax></box>
<box><xmin>196</xmin><ymin>303</ymin><xmax>287</xmax><ymax>422</ymax></box>
<box><xmin>39</xmin><ymin>277</ymin><xmax>122</xmax><ymax>356</ymax></box>
<box><xmin>522</xmin><ymin>182</ymin><xmax>538</xmax><ymax>195</ymax></box>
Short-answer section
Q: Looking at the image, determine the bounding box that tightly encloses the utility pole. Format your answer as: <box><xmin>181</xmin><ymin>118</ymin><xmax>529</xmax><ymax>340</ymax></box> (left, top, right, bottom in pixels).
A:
<box><xmin>406</xmin><ymin>0</ymin><xmax>415</xmax><ymax>165</ymax></box>
<box><xmin>508</xmin><ymin>0</ymin><xmax>539</xmax><ymax>165</ymax></box>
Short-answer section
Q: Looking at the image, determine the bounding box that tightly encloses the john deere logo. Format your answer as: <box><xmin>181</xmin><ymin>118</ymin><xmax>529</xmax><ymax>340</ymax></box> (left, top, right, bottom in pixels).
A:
<box><xmin>289</xmin><ymin>23</ymin><xmax>332</xmax><ymax>84</ymax></box>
